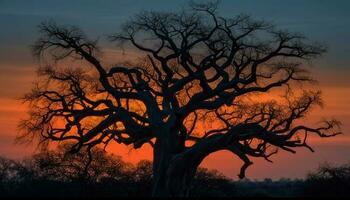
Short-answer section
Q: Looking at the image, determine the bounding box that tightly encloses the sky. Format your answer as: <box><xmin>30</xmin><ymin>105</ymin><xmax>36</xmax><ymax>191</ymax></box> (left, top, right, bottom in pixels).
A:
<box><xmin>0</xmin><ymin>0</ymin><xmax>350</xmax><ymax>180</ymax></box>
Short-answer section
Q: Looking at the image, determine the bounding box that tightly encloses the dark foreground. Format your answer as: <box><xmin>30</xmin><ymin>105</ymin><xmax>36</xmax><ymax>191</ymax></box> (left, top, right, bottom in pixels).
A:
<box><xmin>1</xmin><ymin>146</ymin><xmax>349</xmax><ymax>198</ymax></box>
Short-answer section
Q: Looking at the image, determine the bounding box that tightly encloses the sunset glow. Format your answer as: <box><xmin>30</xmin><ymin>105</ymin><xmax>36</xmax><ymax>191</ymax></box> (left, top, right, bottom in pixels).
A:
<box><xmin>0</xmin><ymin>0</ymin><xmax>349</xmax><ymax>181</ymax></box>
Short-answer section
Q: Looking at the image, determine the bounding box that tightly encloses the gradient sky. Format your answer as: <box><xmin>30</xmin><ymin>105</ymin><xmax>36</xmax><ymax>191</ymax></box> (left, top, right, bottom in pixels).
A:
<box><xmin>0</xmin><ymin>0</ymin><xmax>350</xmax><ymax>180</ymax></box>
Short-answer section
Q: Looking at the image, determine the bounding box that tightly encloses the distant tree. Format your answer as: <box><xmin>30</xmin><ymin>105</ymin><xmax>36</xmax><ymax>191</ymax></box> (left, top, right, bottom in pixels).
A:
<box><xmin>132</xmin><ymin>160</ymin><xmax>153</xmax><ymax>183</ymax></box>
<box><xmin>20</xmin><ymin>144</ymin><xmax>129</xmax><ymax>183</ymax></box>
<box><xmin>0</xmin><ymin>157</ymin><xmax>18</xmax><ymax>183</ymax></box>
<box><xmin>0</xmin><ymin>146</ymin><xmax>141</xmax><ymax>197</ymax></box>
<box><xmin>303</xmin><ymin>162</ymin><xmax>350</xmax><ymax>197</ymax></box>
<box><xmin>191</xmin><ymin>168</ymin><xmax>234</xmax><ymax>197</ymax></box>
<box><xmin>0</xmin><ymin>157</ymin><xmax>22</xmax><ymax>194</ymax></box>
<box><xmin>19</xmin><ymin>1</ymin><xmax>341</xmax><ymax>197</ymax></box>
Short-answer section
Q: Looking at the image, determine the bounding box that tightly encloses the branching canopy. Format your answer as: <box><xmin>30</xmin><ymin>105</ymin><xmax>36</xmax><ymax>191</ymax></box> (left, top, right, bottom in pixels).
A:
<box><xmin>20</xmin><ymin>2</ymin><xmax>341</xmax><ymax>179</ymax></box>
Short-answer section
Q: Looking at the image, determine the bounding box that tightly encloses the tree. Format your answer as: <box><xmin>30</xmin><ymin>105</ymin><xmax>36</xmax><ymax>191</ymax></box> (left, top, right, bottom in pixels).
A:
<box><xmin>19</xmin><ymin>1</ymin><xmax>341</xmax><ymax>197</ymax></box>
<box><xmin>20</xmin><ymin>143</ymin><xmax>129</xmax><ymax>183</ymax></box>
<box><xmin>303</xmin><ymin>162</ymin><xmax>350</xmax><ymax>197</ymax></box>
<box><xmin>0</xmin><ymin>157</ymin><xmax>21</xmax><ymax>187</ymax></box>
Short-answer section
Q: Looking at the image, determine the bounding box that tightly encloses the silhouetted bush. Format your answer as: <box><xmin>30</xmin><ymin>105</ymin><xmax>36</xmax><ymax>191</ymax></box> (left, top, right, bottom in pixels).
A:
<box><xmin>302</xmin><ymin>162</ymin><xmax>350</xmax><ymax>197</ymax></box>
<box><xmin>191</xmin><ymin>168</ymin><xmax>235</xmax><ymax>197</ymax></box>
<box><xmin>0</xmin><ymin>144</ymin><xmax>137</xmax><ymax>198</ymax></box>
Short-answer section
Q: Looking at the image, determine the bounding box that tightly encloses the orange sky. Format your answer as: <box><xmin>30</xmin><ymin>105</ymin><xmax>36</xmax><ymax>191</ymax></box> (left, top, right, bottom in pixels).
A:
<box><xmin>0</xmin><ymin>50</ymin><xmax>349</xmax><ymax>180</ymax></box>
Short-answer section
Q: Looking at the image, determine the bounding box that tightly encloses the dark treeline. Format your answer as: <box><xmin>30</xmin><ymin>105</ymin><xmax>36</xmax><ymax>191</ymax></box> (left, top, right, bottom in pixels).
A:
<box><xmin>0</xmin><ymin>144</ymin><xmax>349</xmax><ymax>198</ymax></box>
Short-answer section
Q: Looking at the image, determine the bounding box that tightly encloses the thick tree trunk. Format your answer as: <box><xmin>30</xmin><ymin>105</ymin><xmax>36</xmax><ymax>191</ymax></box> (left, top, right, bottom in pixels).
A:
<box><xmin>151</xmin><ymin>137</ymin><xmax>173</xmax><ymax>197</ymax></box>
<box><xmin>151</xmin><ymin>139</ymin><xmax>200</xmax><ymax>197</ymax></box>
<box><xmin>151</xmin><ymin>126</ymin><xmax>236</xmax><ymax>197</ymax></box>
<box><xmin>151</xmin><ymin>128</ymin><xmax>193</xmax><ymax>197</ymax></box>
<box><xmin>151</xmin><ymin>132</ymin><xmax>234</xmax><ymax>197</ymax></box>
<box><xmin>152</xmin><ymin>151</ymin><xmax>197</xmax><ymax>197</ymax></box>
<box><xmin>164</xmin><ymin>155</ymin><xmax>198</xmax><ymax>197</ymax></box>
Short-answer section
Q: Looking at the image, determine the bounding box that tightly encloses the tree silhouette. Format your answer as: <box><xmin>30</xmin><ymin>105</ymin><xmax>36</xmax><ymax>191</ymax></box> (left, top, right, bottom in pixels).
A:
<box><xmin>303</xmin><ymin>162</ymin><xmax>350</xmax><ymax>197</ymax></box>
<box><xmin>19</xmin><ymin>1</ymin><xmax>341</xmax><ymax>197</ymax></box>
<box><xmin>20</xmin><ymin>143</ymin><xmax>129</xmax><ymax>183</ymax></box>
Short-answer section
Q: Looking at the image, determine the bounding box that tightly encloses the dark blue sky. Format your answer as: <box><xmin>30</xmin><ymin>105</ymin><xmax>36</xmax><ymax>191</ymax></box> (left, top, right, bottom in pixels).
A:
<box><xmin>1</xmin><ymin>0</ymin><xmax>350</xmax><ymax>69</ymax></box>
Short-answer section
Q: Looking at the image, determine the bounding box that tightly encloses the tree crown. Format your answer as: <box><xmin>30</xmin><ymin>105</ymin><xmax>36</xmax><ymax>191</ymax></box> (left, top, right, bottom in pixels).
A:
<box><xmin>19</xmin><ymin>1</ymin><xmax>341</xmax><ymax>179</ymax></box>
